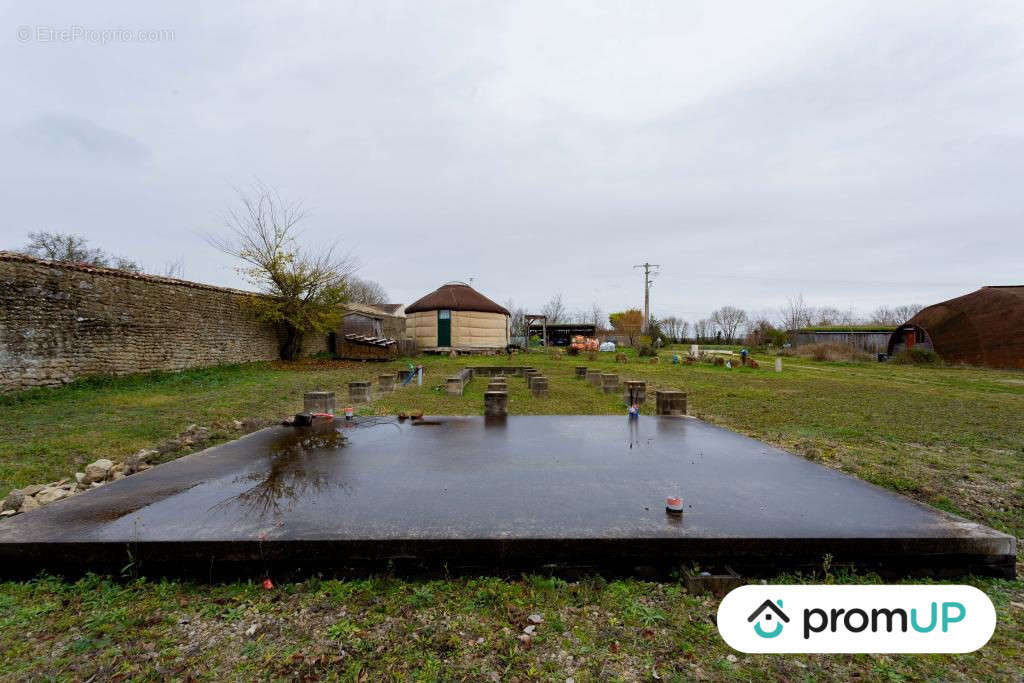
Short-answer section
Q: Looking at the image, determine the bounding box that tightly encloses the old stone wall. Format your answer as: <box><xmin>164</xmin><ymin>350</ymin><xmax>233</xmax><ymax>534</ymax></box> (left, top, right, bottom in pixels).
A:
<box><xmin>0</xmin><ymin>253</ymin><xmax>327</xmax><ymax>392</ymax></box>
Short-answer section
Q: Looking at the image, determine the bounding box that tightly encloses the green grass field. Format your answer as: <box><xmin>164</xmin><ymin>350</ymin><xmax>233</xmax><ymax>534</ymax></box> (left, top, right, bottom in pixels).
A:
<box><xmin>1</xmin><ymin>350</ymin><xmax>1022</xmax><ymax>680</ymax></box>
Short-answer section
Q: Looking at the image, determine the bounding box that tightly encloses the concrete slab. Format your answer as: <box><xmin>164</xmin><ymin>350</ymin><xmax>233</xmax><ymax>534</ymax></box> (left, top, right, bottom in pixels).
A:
<box><xmin>0</xmin><ymin>417</ymin><xmax>1014</xmax><ymax>578</ymax></box>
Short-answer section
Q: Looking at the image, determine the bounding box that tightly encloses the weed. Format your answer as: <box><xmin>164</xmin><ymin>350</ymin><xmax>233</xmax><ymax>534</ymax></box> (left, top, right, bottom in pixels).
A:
<box><xmin>890</xmin><ymin>348</ymin><xmax>943</xmax><ymax>365</ymax></box>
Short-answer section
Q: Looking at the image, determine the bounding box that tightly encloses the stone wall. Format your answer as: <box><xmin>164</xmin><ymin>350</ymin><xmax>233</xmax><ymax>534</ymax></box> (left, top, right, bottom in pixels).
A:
<box><xmin>0</xmin><ymin>252</ymin><xmax>328</xmax><ymax>392</ymax></box>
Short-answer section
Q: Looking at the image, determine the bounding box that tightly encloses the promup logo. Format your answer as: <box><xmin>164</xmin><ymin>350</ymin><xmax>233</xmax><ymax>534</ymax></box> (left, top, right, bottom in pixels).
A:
<box><xmin>718</xmin><ymin>585</ymin><xmax>996</xmax><ymax>653</ymax></box>
<box><xmin>748</xmin><ymin>599</ymin><xmax>789</xmax><ymax>638</ymax></box>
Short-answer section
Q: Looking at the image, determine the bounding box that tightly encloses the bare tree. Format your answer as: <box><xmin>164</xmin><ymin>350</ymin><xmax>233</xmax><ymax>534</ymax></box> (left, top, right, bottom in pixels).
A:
<box><xmin>589</xmin><ymin>302</ymin><xmax>606</xmax><ymax>331</ymax></box>
<box><xmin>162</xmin><ymin>258</ymin><xmax>185</xmax><ymax>279</ymax></box>
<box><xmin>892</xmin><ymin>303</ymin><xmax>923</xmax><ymax>323</ymax></box>
<box><xmin>870</xmin><ymin>306</ymin><xmax>896</xmax><ymax>325</ymax></box>
<box><xmin>208</xmin><ymin>182</ymin><xmax>356</xmax><ymax>360</ymax></box>
<box><xmin>661</xmin><ymin>315</ymin><xmax>689</xmax><ymax>343</ymax></box>
<box><xmin>813</xmin><ymin>307</ymin><xmax>838</xmax><ymax>326</ymax></box>
<box><xmin>871</xmin><ymin>304</ymin><xmax>922</xmax><ymax>326</ymax></box>
<box><xmin>504</xmin><ymin>299</ymin><xmax>526</xmax><ymax>344</ymax></box>
<box><xmin>568</xmin><ymin>302</ymin><xmax>607</xmax><ymax>330</ymax></box>
<box><xmin>710</xmin><ymin>306</ymin><xmax>748</xmax><ymax>343</ymax></box>
<box><xmin>346</xmin><ymin>277</ymin><xmax>389</xmax><ymax>305</ymax></box>
<box><xmin>25</xmin><ymin>231</ymin><xmax>97</xmax><ymax>262</ymax></box>
<box><xmin>540</xmin><ymin>293</ymin><xmax>567</xmax><ymax>324</ymax></box>
<box><xmin>23</xmin><ymin>231</ymin><xmax>141</xmax><ymax>272</ymax></box>
<box><xmin>678</xmin><ymin>318</ymin><xmax>691</xmax><ymax>342</ymax></box>
<box><xmin>693</xmin><ymin>318</ymin><xmax>713</xmax><ymax>343</ymax></box>
<box><xmin>780</xmin><ymin>293</ymin><xmax>812</xmax><ymax>331</ymax></box>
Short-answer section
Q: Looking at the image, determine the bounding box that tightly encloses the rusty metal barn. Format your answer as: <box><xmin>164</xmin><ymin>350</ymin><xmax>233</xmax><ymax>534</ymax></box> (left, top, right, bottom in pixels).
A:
<box><xmin>887</xmin><ymin>286</ymin><xmax>1024</xmax><ymax>369</ymax></box>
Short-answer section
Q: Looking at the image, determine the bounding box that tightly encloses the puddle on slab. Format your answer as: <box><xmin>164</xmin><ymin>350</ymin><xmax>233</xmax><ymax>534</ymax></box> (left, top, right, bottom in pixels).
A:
<box><xmin>209</xmin><ymin>424</ymin><xmax>352</xmax><ymax>521</ymax></box>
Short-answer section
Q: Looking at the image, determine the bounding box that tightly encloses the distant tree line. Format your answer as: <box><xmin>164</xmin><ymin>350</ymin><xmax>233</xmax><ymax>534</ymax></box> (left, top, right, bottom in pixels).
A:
<box><xmin>503</xmin><ymin>294</ymin><xmax>608</xmax><ymax>342</ymax></box>
<box><xmin>20</xmin><ymin>231</ymin><xmax>142</xmax><ymax>273</ymax></box>
<box><xmin>652</xmin><ymin>294</ymin><xmax>924</xmax><ymax>347</ymax></box>
<box><xmin>504</xmin><ymin>291</ymin><xmax>925</xmax><ymax>349</ymax></box>
<box><xmin>18</xmin><ymin>228</ymin><xmax>925</xmax><ymax>355</ymax></box>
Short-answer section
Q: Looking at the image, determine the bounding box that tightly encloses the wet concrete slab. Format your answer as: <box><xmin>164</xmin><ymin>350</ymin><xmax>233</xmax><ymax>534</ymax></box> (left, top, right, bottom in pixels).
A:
<box><xmin>0</xmin><ymin>416</ymin><xmax>1014</xmax><ymax>578</ymax></box>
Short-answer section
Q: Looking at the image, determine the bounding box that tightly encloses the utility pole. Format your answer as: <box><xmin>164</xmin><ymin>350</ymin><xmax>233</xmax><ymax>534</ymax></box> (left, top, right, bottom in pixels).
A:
<box><xmin>633</xmin><ymin>262</ymin><xmax>660</xmax><ymax>332</ymax></box>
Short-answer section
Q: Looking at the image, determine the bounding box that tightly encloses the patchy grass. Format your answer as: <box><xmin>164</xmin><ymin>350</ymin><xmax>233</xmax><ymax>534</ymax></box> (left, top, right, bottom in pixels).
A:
<box><xmin>0</xmin><ymin>362</ymin><xmax>375</xmax><ymax>493</ymax></box>
<box><xmin>0</xmin><ymin>570</ymin><xmax>1021</xmax><ymax>680</ymax></box>
<box><xmin>1</xmin><ymin>351</ymin><xmax>1022</xmax><ymax>679</ymax></box>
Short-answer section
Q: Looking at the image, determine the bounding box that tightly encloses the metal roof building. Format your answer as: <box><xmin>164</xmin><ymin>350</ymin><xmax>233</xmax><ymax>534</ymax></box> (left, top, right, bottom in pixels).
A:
<box><xmin>887</xmin><ymin>286</ymin><xmax>1024</xmax><ymax>369</ymax></box>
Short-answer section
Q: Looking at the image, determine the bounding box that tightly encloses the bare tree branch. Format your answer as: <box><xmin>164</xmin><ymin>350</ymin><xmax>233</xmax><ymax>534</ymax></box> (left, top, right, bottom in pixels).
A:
<box><xmin>207</xmin><ymin>181</ymin><xmax>357</xmax><ymax>359</ymax></box>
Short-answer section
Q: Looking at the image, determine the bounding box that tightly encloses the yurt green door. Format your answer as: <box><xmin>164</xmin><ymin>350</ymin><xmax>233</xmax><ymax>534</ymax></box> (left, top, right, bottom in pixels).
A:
<box><xmin>437</xmin><ymin>309</ymin><xmax>451</xmax><ymax>346</ymax></box>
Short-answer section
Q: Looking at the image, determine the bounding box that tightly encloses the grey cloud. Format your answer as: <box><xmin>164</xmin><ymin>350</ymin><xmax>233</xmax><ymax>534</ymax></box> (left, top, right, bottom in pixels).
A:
<box><xmin>1</xmin><ymin>1</ymin><xmax>1022</xmax><ymax>322</ymax></box>
<box><xmin>15</xmin><ymin>114</ymin><xmax>150</xmax><ymax>165</ymax></box>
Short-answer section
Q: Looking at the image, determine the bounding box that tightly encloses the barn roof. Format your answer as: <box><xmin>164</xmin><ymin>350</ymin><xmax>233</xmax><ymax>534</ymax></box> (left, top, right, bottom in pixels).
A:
<box><xmin>405</xmin><ymin>282</ymin><xmax>509</xmax><ymax>316</ymax></box>
<box><xmin>372</xmin><ymin>303</ymin><xmax>406</xmax><ymax>316</ymax></box>
<box><xmin>896</xmin><ymin>286</ymin><xmax>1024</xmax><ymax>369</ymax></box>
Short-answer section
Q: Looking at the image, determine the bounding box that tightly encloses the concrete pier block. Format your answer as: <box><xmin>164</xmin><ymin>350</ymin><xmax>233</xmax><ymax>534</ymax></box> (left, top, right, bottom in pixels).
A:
<box><xmin>397</xmin><ymin>369</ymin><xmax>413</xmax><ymax>385</ymax></box>
<box><xmin>303</xmin><ymin>391</ymin><xmax>336</xmax><ymax>415</ymax></box>
<box><xmin>378</xmin><ymin>374</ymin><xmax>396</xmax><ymax>393</ymax></box>
<box><xmin>348</xmin><ymin>381</ymin><xmax>372</xmax><ymax>403</ymax></box>
<box><xmin>586</xmin><ymin>370</ymin><xmax>603</xmax><ymax>387</ymax></box>
<box><xmin>484</xmin><ymin>391</ymin><xmax>508</xmax><ymax>416</ymax></box>
<box><xmin>600</xmin><ymin>373</ymin><xmax>619</xmax><ymax>394</ymax></box>
<box><xmin>655</xmin><ymin>390</ymin><xmax>687</xmax><ymax>416</ymax></box>
<box><xmin>575</xmin><ymin>366</ymin><xmax>587</xmax><ymax>379</ymax></box>
<box><xmin>530</xmin><ymin>377</ymin><xmax>549</xmax><ymax>397</ymax></box>
<box><xmin>622</xmin><ymin>380</ymin><xmax>646</xmax><ymax>406</ymax></box>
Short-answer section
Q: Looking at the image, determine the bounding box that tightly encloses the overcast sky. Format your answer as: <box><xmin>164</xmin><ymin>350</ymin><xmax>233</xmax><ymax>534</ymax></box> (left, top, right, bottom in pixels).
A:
<box><xmin>2</xmin><ymin>1</ymin><xmax>1022</xmax><ymax>322</ymax></box>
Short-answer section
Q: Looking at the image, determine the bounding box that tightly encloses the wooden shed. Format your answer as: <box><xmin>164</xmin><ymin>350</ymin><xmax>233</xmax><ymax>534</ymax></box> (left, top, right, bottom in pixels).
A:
<box><xmin>788</xmin><ymin>327</ymin><xmax>893</xmax><ymax>353</ymax></box>
<box><xmin>405</xmin><ymin>282</ymin><xmax>509</xmax><ymax>351</ymax></box>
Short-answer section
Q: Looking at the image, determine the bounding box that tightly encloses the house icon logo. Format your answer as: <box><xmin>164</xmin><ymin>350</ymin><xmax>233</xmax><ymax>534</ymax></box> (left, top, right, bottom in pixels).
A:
<box><xmin>748</xmin><ymin>599</ymin><xmax>790</xmax><ymax>638</ymax></box>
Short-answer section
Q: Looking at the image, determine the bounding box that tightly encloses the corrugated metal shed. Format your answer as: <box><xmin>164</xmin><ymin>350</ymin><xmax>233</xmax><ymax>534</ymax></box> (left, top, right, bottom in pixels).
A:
<box><xmin>887</xmin><ymin>286</ymin><xmax>1024</xmax><ymax>369</ymax></box>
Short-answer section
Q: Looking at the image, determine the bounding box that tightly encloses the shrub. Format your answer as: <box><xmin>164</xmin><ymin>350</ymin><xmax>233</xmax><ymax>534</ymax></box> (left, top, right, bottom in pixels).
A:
<box><xmin>636</xmin><ymin>344</ymin><xmax>657</xmax><ymax>357</ymax></box>
<box><xmin>777</xmin><ymin>342</ymin><xmax>872</xmax><ymax>363</ymax></box>
<box><xmin>889</xmin><ymin>348</ymin><xmax>942</xmax><ymax>365</ymax></box>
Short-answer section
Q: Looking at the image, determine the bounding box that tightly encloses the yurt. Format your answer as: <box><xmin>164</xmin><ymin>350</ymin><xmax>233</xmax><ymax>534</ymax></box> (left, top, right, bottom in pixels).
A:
<box><xmin>405</xmin><ymin>282</ymin><xmax>510</xmax><ymax>351</ymax></box>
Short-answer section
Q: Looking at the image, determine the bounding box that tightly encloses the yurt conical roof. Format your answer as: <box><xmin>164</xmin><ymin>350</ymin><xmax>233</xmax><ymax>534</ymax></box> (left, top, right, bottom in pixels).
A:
<box><xmin>404</xmin><ymin>282</ymin><xmax>509</xmax><ymax>315</ymax></box>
